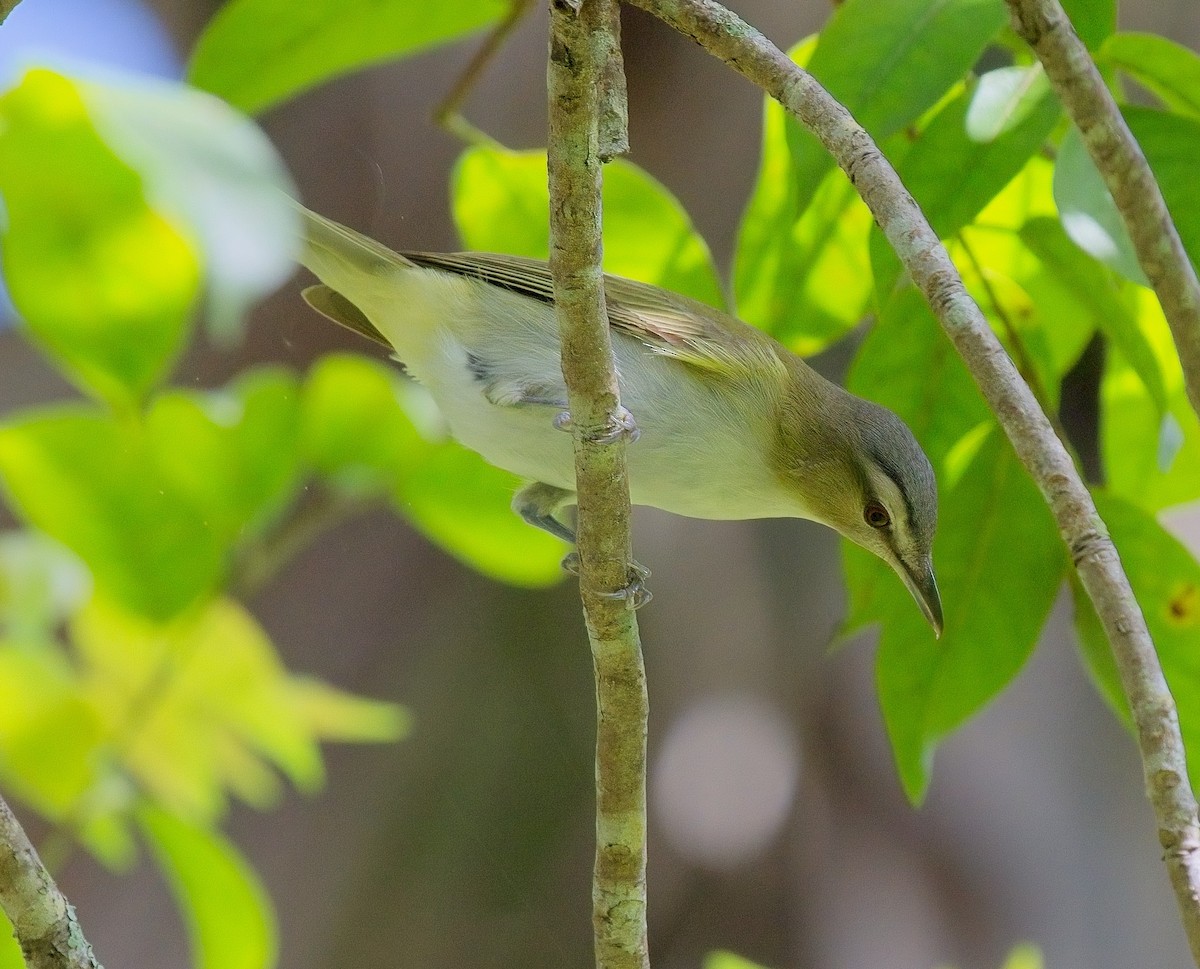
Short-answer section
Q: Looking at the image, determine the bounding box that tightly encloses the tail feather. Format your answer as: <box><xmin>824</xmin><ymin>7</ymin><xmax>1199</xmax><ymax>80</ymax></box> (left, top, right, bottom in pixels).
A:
<box><xmin>286</xmin><ymin>197</ymin><xmax>413</xmax><ymax>294</ymax></box>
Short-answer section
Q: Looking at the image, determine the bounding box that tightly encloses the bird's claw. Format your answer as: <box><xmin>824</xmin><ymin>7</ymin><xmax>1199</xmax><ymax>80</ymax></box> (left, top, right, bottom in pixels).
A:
<box><xmin>560</xmin><ymin>553</ymin><xmax>652</xmax><ymax>609</ymax></box>
<box><xmin>553</xmin><ymin>406</ymin><xmax>640</xmax><ymax>445</ymax></box>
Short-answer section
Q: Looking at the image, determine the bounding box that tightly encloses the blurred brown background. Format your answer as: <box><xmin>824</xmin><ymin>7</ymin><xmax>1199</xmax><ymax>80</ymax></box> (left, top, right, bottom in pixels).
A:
<box><xmin>3</xmin><ymin>1</ymin><xmax>1200</xmax><ymax>967</ymax></box>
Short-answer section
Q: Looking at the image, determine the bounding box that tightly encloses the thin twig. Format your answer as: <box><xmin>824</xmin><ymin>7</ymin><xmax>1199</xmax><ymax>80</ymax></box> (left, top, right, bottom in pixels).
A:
<box><xmin>1006</xmin><ymin>0</ymin><xmax>1200</xmax><ymax>423</ymax></box>
<box><xmin>434</xmin><ymin>0</ymin><xmax>536</xmax><ymax>146</ymax></box>
<box><xmin>230</xmin><ymin>486</ymin><xmax>372</xmax><ymax>599</ymax></box>
<box><xmin>0</xmin><ymin>1</ymin><xmax>21</xmax><ymax>25</ymax></box>
<box><xmin>546</xmin><ymin>2</ymin><xmax>648</xmax><ymax>968</ymax></box>
<box><xmin>0</xmin><ymin>795</ymin><xmax>102</xmax><ymax>969</ymax></box>
<box><xmin>623</xmin><ymin>0</ymin><xmax>1200</xmax><ymax>961</ymax></box>
<box><xmin>594</xmin><ymin>0</ymin><xmax>630</xmax><ymax>160</ymax></box>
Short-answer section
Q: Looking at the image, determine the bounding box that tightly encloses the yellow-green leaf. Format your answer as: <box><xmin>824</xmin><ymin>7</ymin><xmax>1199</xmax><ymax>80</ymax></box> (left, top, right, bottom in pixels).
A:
<box><xmin>452</xmin><ymin>146</ymin><xmax>724</xmax><ymax>309</ymax></box>
<box><xmin>140</xmin><ymin>804</ymin><xmax>277</xmax><ymax>969</ymax></box>
<box><xmin>0</xmin><ymin>69</ymin><xmax>198</xmax><ymax>406</ymax></box>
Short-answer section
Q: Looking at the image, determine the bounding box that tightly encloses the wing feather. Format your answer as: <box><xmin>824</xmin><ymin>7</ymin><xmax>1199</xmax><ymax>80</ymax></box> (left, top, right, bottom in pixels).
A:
<box><xmin>403</xmin><ymin>252</ymin><xmax>784</xmax><ymax>381</ymax></box>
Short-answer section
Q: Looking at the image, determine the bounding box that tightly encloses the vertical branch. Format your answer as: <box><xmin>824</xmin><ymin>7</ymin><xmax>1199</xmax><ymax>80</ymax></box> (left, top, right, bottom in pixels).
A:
<box><xmin>546</xmin><ymin>3</ymin><xmax>648</xmax><ymax>969</ymax></box>
<box><xmin>595</xmin><ymin>0</ymin><xmax>630</xmax><ymax>160</ymax></box>
<box><xmin>1006</xmin><ymin>0</ymin><xmax>1200</xmax><ymax>422</ymax></box>
<box><xmin>623</xmin><ymin>0</ymin><xmax>1200</xmax><ymax>962</ymax></box>
<box><xmin>0</xmin><ymin>794</ymin><xmax>103</xmax><ymax>969</ymax></box>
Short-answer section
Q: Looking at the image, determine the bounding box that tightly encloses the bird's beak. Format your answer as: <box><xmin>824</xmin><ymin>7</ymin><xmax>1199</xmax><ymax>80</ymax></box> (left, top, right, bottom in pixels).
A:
<box><xmin>895</xmin><ymin>557</ymin><xmax>943</xmax><ymax>638</ymax></box>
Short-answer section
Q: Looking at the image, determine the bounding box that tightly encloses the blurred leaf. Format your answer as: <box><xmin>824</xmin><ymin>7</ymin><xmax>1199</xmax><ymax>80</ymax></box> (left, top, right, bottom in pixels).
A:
<box><xmin>1101</xmin><ymin>32</ymin><xmax>1200</xmax><ymax>118</ymax></box>
<box><xmin>1101</xmin><ymin>288</ymin><xmax>1200</xmax><ymax>510</ymax></box>
<box><xmin>1071</xmin><ymin>494</ymin><xmax>1200</xmax><ymax>796</ymax></box>
<box><xmin>302</xmin><ymin>353</ymin><xmax>431</xmax><ymax>496</ymax></box>
<box><xmin>303</xmin><ymin>356</ymin><xmax>566</xmax><ymax>586</ymax></box>
<box><xmin>0</xmin><ymin>69</ymin><xmax>198</xmax><ymax>406</ymax></box>
<box><xmin>287</xmin><ymin>678</ymin><xmax>410</xmax><ymax>743</ymax></box>
<box><xmin>787</xmin><ymin>0</ymin><xmax>1007</xmax><ymax>215</ymax></box>
<box><xmin>78</xmin><ymin>71</ymin><xmax>301</xmax><ymax>342</ymax></box>
<box><xmin>965</xmin><ymin>65</ymin><xmax>1053</xmax><ymax>142</ymax></box>
<box><xmin>452</xmin><ymin>146</ymin><xmax>724</xmax><ymax>308</ymax></box>
<box><xmin>0</xmin><ymin>909</ymin><xmax>21</xmax><ymax>969</ymax></box>
<box><xmin>852</xmin><ymin>431</ymin><xmax>1065</xmax><ymax>803</ymax></box>
<box><xmin>1054</xmin><ymin>108</ymin><xmax>1200</xmax><ymax>286</ymax></box>
<box><xmin>145</xmin><ymin>368</ymin><xmax>303</xmax><ymax>547</ymax></box>
<box><xmin>1000</xmin><ymin>943</ymin><xmax>1045</xmax><ymax>969</ymax></box>
<box><xmin>140</xmin><ymin>804</ymin><xmax>277</xmax><ymax>969</ymax></box>
<box><xmin>870</xmin><ymin>77</ymin><xmax>1059</xmax><ymax>296</ymax></box>
<box><xmin>704</xmin><ymin>952</ymin><xmax>772</xmax><ymax>969</ymax></box>
<box><xmin>0</xmin><ymin>648</ymin><xmax>106</xmax><ymax>812</ymax></box>
<box><xmin>1060</xmin><ymin>0</ymin><xmax>1115</xmax><ymax>50</ymax></box>
<box><xmin>189</xmin><ymin>0</ymin><xmax>508</xmax><ymax>114</ymax></box>
<box><xmin>74</xmin><ymin>596</ymin><xmax>324</xmax><ymax>819</ymax></box>
<box><xmin>0</xmin><ymin>532</ymin><xmax>90</xmax><ymax>642</ymax></box>
<box><xmin>0</xmin><ymin>407</ymin><xmax>226</xmax><ymax>620</ymax></box>
<box><xmin>396</xmin><ymin>433</ymin><xmax>569</xmax><ymax>589</ymax></box>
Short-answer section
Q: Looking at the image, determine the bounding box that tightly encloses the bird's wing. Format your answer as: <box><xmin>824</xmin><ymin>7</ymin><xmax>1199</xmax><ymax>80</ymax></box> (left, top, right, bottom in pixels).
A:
<box><xmin>403</xmin><ymin>252</ymin><xmax>784</xmax><ymax>380</ymax></box>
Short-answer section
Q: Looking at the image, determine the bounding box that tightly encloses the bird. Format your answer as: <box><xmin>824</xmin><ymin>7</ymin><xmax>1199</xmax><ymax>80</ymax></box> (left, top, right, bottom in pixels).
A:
<box><xmin>294</xmin><ymin>203</ymin><xmax>943</xmax><ymax>635</ymax></box>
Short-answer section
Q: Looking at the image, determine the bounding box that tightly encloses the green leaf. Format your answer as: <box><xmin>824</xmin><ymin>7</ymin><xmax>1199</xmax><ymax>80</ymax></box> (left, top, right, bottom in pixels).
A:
<box><xmin>1071</xmin><ymin>494</ymin><xmax>1200</xmax><ymax>796</ymax></box>
<box><xmin>0</xmin><ymin>407</ymin><xmax>226</xmax><ymax>619</ymax></box>
<box><xmin>0</xmin><ymin>909</ymin><xmax>23</xmax><ymax>969</ymax></box>
<box><xmin>303</xmin><ymin>356</ymin><xmax>566</xmax><ymax>586</ymax></box>
<box><xmin>1001</xmin><ymin>944</ymin><xmax>1045</xmax><ymax>969</ymax></box>
<box><xmin>1054</xmin><ymin>108</ymin><xmax>1200</xmax><ymax>286</ymax></box>
<box><xmin>77</xmin><ymin>71</ymin><xmax>301</xmax><ymax>342</ymax></box>
<box><xmin>1017</xmin><ymin>217</ymin><xmax>1165</xmax><ymax>413</ymax></box>
<box><xmin>870</xmin><ymin>75</ymin><xmax>1060</xmax><ymax>296</ymax></box>
<box><xmin>396</xmin><ymin>431</ymin><xmax>569</xmax><ymax>589</ymax></box>
<box><xmin>302</xmin><ymin>354</ymin><xmax>431</xmax><ymax>495</ymax></box>
<box><xmin>1053</xmin><ymin>126</ymin><xmax>1145</xmax><ymax>284</ymax></box>
<box><xmin>855</xmin><ymin>431</ymin><xmax>1065</xmax><ymax>803</ymax></box>
<box><xmin>75</xmin><ymin>596</ymin><xmax>326</xmax><ymax>819</ymax></box>
<box><xmin>144</xmin><ymin>368</ymin><xmax>303</xmax><ymax>548</ymax></box>
<box><xmin>1102</xmin><ymin>32</ymin><xmax>1200</xmax><ymax>119</ymax></box>
<box><xmin>452</xmin><ymin>145</ymin><xmax>724</xmax><ymax>308</ymax></box>
<box><xmin>0</xmin><ymin>69</ymin><xmax>198</xmax><ymax>406</ymax></box>
<box><xmin>189</xmin><ymin>0</ymin><xmax>508</xmax><ymax>115</ymax></box>
<box><xmin>734</xmin><ymin>36</ymin><xmax>873</xmax><ymax>350</ymax></box>
<box><xmin>704</xmin><ymin>952</ymin><xmax>772</xmax><ymax>969</ymax></box>
<box><xmin>1101</xmin><ymin>288</ymin><xmax>1200</xmax><ymax>510</ymax></box>
<box><xmin>139</xmin><ymin>804</ymin><xmax>277</xmax><ymax>969</ymax></box>
<box><xmin>1059</xmin><ymin>0</ymin><xmax>1115</xmax><ymax>50</ymax></box>
<box><xmin>965</xmin><ymin>65</ymin><xmax>1054</xmax><ymax>142</ymax></box>
<box><xmin>787</xmin><ymin>0</ymin><xmax>1007</xmax><ymax>215</ymax></box>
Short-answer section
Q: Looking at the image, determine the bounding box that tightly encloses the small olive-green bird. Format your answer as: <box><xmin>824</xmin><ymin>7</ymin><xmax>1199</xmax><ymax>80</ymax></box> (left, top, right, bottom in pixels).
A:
<box><xmin>295</xmin><ymin>204</ymin><xmax>943</xmax><ymax>635</ymax></box>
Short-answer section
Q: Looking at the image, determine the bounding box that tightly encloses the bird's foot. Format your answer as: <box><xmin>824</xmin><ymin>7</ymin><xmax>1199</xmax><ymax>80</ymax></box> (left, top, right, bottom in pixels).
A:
<box><xmin>553</xmin><ymin>405</ymin><xmax>640</xmax><ymax>445</ymax></box>
<box><xmin>561</xmin><ymin>553</ymin><xmax>652</xmax><ymax>609</ymax></box>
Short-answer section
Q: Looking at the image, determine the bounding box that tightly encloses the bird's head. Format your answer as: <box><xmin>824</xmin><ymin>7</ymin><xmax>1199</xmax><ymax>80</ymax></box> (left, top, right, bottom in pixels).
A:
<box><xmin>775</xmin><ymin>383</ymin><xmax>943</xmax><ymax>636</ymax></box>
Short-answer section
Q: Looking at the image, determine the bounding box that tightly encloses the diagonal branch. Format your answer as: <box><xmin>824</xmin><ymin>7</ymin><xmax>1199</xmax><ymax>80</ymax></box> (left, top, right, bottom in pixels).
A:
<box><xmin>546</xmin><ymin>2</ymin><xmax>648</xmax><ymax>968</ymax></box>
<box><xmin>623</xmin><ymin>0</ymin><xmax>1200</xmax><ymax>961</ymax></box>
<box><xmin>1006</xmin><ymin>0</ymin><xmax>1200</xmax><ymax>423</ymax></box>
<box><xmin>0</xmin><ymin>794</ymin><xmax>103</xmax><ymax>969</ymax></box>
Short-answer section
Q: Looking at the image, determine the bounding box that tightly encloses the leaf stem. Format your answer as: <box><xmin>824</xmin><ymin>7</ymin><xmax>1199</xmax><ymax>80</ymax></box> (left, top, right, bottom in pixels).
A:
<box><xmin>623</xmin><ymin>0</ymin><xmax>1200</xmax><ymax>960</ymax></box>
<box><xmin>1005</xmin><ymin>0</ymin><xmax>1200</xmax><ymax>425</ymax></box>
<box><xmin>433</xmin><ymin>0</ymin><xmax>537</xmax><ymax>148</ymax></box>
<box><xmin>547</xmin><ymin>3</ymin><xmax>648</xmax><ymax>968</ymax></box>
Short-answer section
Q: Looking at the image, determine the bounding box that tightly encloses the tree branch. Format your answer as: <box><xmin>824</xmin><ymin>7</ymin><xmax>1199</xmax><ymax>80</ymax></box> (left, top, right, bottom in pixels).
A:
<box><xmin>1006</xmin><ymin>0</ymin><xmax>1200</xmax><ymax>423</ymax></box>
<box><xmin>623</xmin><ymin>0</ymin><xmax>1200</xmax><ymax>961</ymax></box>
<box><xmin>547</xmin><ymin>2</ymin><xmax>648</xmax><ymax>968</ymax></box>
<box><xmin>0</xmin><ymin>794</ymin><xmax>103</xmax><ymax>969</ymax></box>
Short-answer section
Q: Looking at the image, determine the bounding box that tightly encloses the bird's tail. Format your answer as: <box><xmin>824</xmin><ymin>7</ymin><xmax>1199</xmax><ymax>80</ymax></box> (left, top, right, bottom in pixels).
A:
<box><xmin>290</xmin><ymin>200</ymin><xmax>413</xmax><ymax>285</ymax></box>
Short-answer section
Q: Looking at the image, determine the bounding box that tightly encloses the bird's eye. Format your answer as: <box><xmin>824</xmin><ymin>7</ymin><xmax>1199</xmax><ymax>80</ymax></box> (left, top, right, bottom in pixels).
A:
<box><xmin>864</xmin><ymin>503</ymin><xmax>890</xmax><ymax>529</ymax></box>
